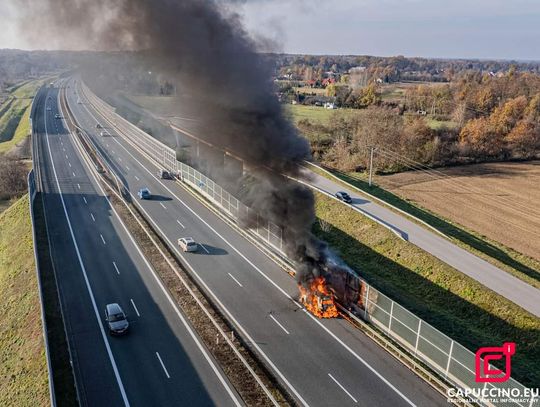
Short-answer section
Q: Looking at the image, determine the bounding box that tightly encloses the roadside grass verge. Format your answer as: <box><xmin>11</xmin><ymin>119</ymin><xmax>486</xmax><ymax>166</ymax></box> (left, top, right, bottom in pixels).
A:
<box><xmin>313</xmin><ymin>192</ymin><xmax>540</xmax><ymax>388</ymax></box>
<box><xmin>0</xmin><ymin>80</ymin><xmax>42</xmax><ymax>144</ymax></box>
<box><xmin>309</xmin><ymin>164</ymin><xmax>540</xmax><ymax>289</ymax></box>
<box><xmin>0</xmin><ymin>195</ymin><xmax>49</xmax><ymax>406</ymax></box>
<box><xmin>0</xmin><ymin>105</ymin><xmax>31</xmax><ymax>154</ymax></box>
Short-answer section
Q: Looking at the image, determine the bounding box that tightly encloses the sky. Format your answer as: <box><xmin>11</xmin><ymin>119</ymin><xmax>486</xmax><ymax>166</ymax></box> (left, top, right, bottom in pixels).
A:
<box><xmin>1</xmin><ymin>0</ymin><xmax>539</xmax><ymax>60</ymax></box>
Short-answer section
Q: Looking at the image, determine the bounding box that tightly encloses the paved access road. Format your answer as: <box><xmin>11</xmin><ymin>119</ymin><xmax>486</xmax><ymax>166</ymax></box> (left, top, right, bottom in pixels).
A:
<box><xmin>299</xmin><ymin>167</ymin><xmax>540</xmax><ymax>318</ymax></box>
<box><xmin>67</xmin><ymin>77</ymin><xmax>448</xmax><ymax>407</ymax></box>
<box><xmin>34</xmin><ymin>83</ymin><xmax>243</xmax><ymax>406</ymax></box>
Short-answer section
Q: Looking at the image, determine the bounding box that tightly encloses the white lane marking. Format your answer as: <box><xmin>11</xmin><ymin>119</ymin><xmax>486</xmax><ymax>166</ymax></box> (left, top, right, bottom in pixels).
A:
<box><xmin>227</xmin><ymin>272</ymin><xmax>243</xmax><ymax>288</ymax></box>
<box><xmin>328</xmin><ymin>373</ymin><xmax>358</xmax><ymax>403</ymax></box>
<box><xmin>156</xmin><ymin>352</ymin><xmax>170</xmax><ymax>379</ymax></box>
<box><xmin>130</xmin><ymin>299</ymin><xmax>141</xmax><ymax>317</ymax></box>
<box><xmin>43</xmin><ymin>100</ymin><xmax>130</xmax><ymax>406</ymax></box>
<box><xmin>77</xmin><ymin>183</ymin><xmax>81</xmax><ymax>189</ymax></box>
<box><xmin>68</xmin><ymin>162</ymin><xmax>72</xmax><ymax>167</ymax></box>
<box><xmin>65</xmin><ymin>154</ymin><xmax>68</xmax><ymax>159</ymax></box>
<box><xmin>118</xmin><ymin>157</ymin><xmax>122</xmax><ymax>162</ymax></box>
<box><xmin>126</xmin><ymin>166</ymin><xmax>130</xmax><ymax>171</ymax></box>
<box><xmin>269</xmin><ymin>314</ymin><xmax>290</xmax><ymax>335</ymax></box>
<box><xmin>63</xmin><ymin>147</ymin><xmax>66</xmax><ymax>152</ymax></box>
<box><xmin>72</xmin><ymin>172</ymin><xmax>76</xmax><ymax>177</ymax></box>
<box><xmin>106</xmin><ymin>123</ymin><xmax>418</xmax><ymax>407</ymax></box>
<box><xmin>112</xmin><ymin>261</ymin><xmax>120</xmax><ymax>275</ymax></box>
<box><xmin>159</xmin><ymin>202</ymin><xmax>167</xmax><ymax>209</ymax></box>
<box><xmin>200</xmin><ymin>243</ymin><xmax>210</xmax><ymax>254</ymax></box>
<box><xmin>100</xmin><ymin>234</ymin><xmax>106</xmax><ymax>245</ymax></box>
<box><xmin>90</xmin><ymin>213</ymin><xmax>95</xmax><ymax>222</ymax></box>
<box><xmin>176</xmin><ymin>219</ymin><xmax>185</xmax><ymax>229</ymax></box>
<box><xmin>106</xmin><ymin>143</ymin><xmax>110</xmax><ymax>147</ymax></box>
<box><xmin>83</xmin><ymin>196</ymin><xmax>87</xmax><ymax>204</ymax></box>
<box><xmin>69</xmin><ymin>98</ymin><xmax>243</xmax><ymax>407</ymax></box>
<box><xmin>134</xmin><ymin>175</ymin><xmax>140</xmax><ymax>181</ymax></box>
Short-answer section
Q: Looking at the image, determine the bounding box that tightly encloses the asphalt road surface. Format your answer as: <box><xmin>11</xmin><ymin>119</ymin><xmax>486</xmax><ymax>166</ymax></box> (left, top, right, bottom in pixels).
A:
<box><xmin>34</xmin><ymin>83</ymin><xmax>242</xmax><ymax>407</ymax></box>
<box><xmin>65</xmin><ymin>77</ymin><xmax>448</xmax><ymax>407</ymax></box>
<box><xmin>298</xmin><ymin>167</ymin><xmax>540</xmax><ymax>318</ymax></box>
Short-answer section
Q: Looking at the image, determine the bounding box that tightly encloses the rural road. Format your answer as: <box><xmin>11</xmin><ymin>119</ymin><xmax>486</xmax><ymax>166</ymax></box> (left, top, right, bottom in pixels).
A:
<box><xmin>66</xmin><ymin>76</ymin><xmax>448</xmax><ymax>407</ymax></box>
<box><xmin>300</xmin><ymin>167</ymin><xmax>540</xmax><ymax>318</ymax></box>
<box><xmin>34</xmin><ymin>83</ymin><xmax>242</xmax><ymax>407</ymax></box>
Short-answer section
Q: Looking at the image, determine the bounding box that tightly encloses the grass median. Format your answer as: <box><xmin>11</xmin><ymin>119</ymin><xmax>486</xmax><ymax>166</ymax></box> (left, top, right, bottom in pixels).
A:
<box><xmin>313</xmin><ymin>192</ymin><xmax>540</xmax><ymax>387</ymax></box>
<box><xmin>0</xmin><ymin>195</ymin><xmax>49</xmax><ymax>406</ymax></box>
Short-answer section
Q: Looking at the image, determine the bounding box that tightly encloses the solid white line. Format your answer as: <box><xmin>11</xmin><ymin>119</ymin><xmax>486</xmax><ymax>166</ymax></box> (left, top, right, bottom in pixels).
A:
<box><xmin>112</xmin><ymin>261</ymin><xmax>120</xmax><ymax>275</ymax></box>
<box><xmin>44</xmin><ymin>98</ymin><xmax>130</xmax><ymax>406</ymax></box>
<box><xmin>328</xmin><ymin>373</ymin><xmax>357</xmax><ymax>403</ymax></box>
<box><xmin>83</xmin><ymin>196</ymin><xmax>87</xmax><ymax>204</ymax></box>
<box><xmin>105</xmin><ymin>115</ymin><xmax>418</xmax><ymax>407</ymax></box>
<box><xmin>100</xmin><ymin>234</ymin><xmax>106</xmax><ymax>245</ymax></box>
<box><xmin>159</xmin><ymin>202</ymin><xmax>167</xmax><ymax>209</ymax></box>
<box><xmin>155</xmin><ymin>352</ymin><xmax>170</xmax><ymax>379</ymax></box>
<box><xmin>69</xmin><ymin>96</ymin><xmax>243</xmax><ymax>406</ymax></box>
<box><xmin>200</xmin><ymin>243</ymin><xmax>210</xmax><ymax>254</ymax></box>
<box><xmin>90</xmin><ymin>213</ymin><xmax>95</xmax><ymax>222</ymax></box>
<box><xmin>269</xmin><ymin>314</ymin><xmax>290</xmax><ymax>335</ymax></box>
<box><xmin>176</xmin><ymin>219</ymin><xmax>185</xmax><ymax>229</ymax></box>
<box><xmin>227</xmin><ymin>272</ymin><xmax>243</xmax><ymax>288</ymax></box>
<box><xmin>130</xmin><ymin>299</ymin><xmax>141</xmax><ymax>317</ymax></box>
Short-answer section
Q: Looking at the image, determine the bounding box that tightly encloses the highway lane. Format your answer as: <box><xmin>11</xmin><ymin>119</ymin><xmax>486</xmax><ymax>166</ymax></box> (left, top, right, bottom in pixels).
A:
<box><xmin>68</xmin><ymin>78</ymin><xmax>448</xmax><ymax>407</ymax></box>
<box><xmin>35</xmin><ymin>84</ymin><xmax>242</xmax><ymax>407</ymax></box>
<box><xmin>298</xmin><ymin>167</ymin><xmax>540</xmax><ymax>318</ymax></box>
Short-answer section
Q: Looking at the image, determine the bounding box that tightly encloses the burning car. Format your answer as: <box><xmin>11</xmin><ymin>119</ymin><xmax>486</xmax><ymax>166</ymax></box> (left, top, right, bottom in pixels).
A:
<box><xmin>299</xmin><ymin>277</ymin><xmax>339</xmax><ymax>319</ymax></box>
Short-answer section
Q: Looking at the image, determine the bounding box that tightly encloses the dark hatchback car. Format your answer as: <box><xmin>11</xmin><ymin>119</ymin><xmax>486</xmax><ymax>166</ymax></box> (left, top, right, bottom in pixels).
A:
<box><xmin>105</xmin><ymin>303</ymin><xmax>129</xmax><ymax>335</ymax></box>
<box><xmin>335</xmin><ymin>191</ymin><xmax>352</xmax><ymax>203</ymax></box>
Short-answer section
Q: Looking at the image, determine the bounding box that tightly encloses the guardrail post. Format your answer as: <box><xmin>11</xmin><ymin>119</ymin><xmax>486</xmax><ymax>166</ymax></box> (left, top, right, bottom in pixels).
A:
<box><xmin>445</xmin><ymin>340</ymin><xmax>454</xmax><ymax>378</ymax></box>
<box><xmin>414</xmin><ymin>319</ymin><xmax>422</xmax><ymax>356</ymax></box>
<box><xmin>387</xmin><ymin>301</ymin><xmax>394</xmax><ymax>333</ymax></box>
<box><xmin>364</xmin><ymin>285</ymin><xmax>370</xmax><ymax>320</ymax></box>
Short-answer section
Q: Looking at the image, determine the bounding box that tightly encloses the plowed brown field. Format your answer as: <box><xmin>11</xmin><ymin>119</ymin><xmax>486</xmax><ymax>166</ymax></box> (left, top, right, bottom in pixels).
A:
<box><xmin>377</xmin><ymin>161</ymin><xmax>540</xmax><ymax>261</ymax></box>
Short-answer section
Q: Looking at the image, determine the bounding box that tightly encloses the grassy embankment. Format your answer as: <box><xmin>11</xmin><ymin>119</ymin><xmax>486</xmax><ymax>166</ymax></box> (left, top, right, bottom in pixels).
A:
<box><xmin>0</xmin><ymin>195</ymin><xmax>49</xmax><ymax>406</ymax></box>
<box><xmin>314</xmin><ymin>192</ymin><xmax>539</xmax><ymax>387</ymax></box>
<box><xmin>309</xmin><ymin>165</ymin><xmax>540</xmax><ymax>290</ymax></box>
<box><xmin>0</xmin><ymin>80</ymin><xmax>42</xmax><ymax>148</ymax></box>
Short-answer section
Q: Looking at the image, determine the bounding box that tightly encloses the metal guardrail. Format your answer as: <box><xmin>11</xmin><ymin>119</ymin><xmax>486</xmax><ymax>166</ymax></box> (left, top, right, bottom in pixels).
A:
<box><xmin>80</xmin><ymin>83</ymin><xmax>537</xmax><ymax>407</ymax></box>
<box><xmin>28</xmin><ymin>170</ymin><xmax>56</xmax><ymax>407</ymax></box>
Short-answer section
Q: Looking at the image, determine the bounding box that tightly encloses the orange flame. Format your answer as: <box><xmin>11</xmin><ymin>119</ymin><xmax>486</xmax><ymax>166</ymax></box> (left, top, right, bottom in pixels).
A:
<box><xmin>299</xmin><ymin>277</ymin><xmax>339</xmax><ymax>318</ymax></box>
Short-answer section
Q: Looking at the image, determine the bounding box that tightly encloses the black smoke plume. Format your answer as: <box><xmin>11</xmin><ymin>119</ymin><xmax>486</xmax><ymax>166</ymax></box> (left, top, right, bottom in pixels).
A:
<box><xmin>15</xmin><ymin>0</ymin><xmax>338</xmax><ymax>286</ymax></box>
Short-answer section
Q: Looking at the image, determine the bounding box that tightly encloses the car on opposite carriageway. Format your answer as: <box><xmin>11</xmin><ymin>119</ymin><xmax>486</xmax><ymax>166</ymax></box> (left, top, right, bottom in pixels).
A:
<box><xmin>105</xmin><ymin>303</ymin><xmax>129</xmax><ymax>336</ymax></box>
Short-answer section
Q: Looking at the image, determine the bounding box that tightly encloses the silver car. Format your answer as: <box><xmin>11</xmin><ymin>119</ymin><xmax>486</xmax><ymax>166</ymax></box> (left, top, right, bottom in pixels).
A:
<box><xmin>105</xmin><ymin>303</ymin><xmax>129</xmax><ymax>335</ymax></box>
<box><xmin>178</xmin><ymin>237</ymin><xmax>198</xmax><ymax>252</ymax></box>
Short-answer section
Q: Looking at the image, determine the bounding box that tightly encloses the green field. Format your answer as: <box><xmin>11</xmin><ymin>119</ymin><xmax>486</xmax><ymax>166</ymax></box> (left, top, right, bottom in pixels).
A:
<box><xmin>284</xmin><ymin>104</ymin><xmax>357</xmax><ymax>125</ymax></box>
<box><xmin>0</xmin><ymin>195</ymin><xmax>49</xmax><ymax>406</ymax></box>
<box><xmin>313</xmin><ymin>192</ymin><xmax>539</xmax><ymax>387</ymax></box>
<box><xmin>0</xmin><ymin>105</ymin><xmax>31</xmax><ymax>154</ymax></box>
<box><xmin>0</xmin><ymin>80</ymin><xmax>42</xmax><ymax>147</ymax></box>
